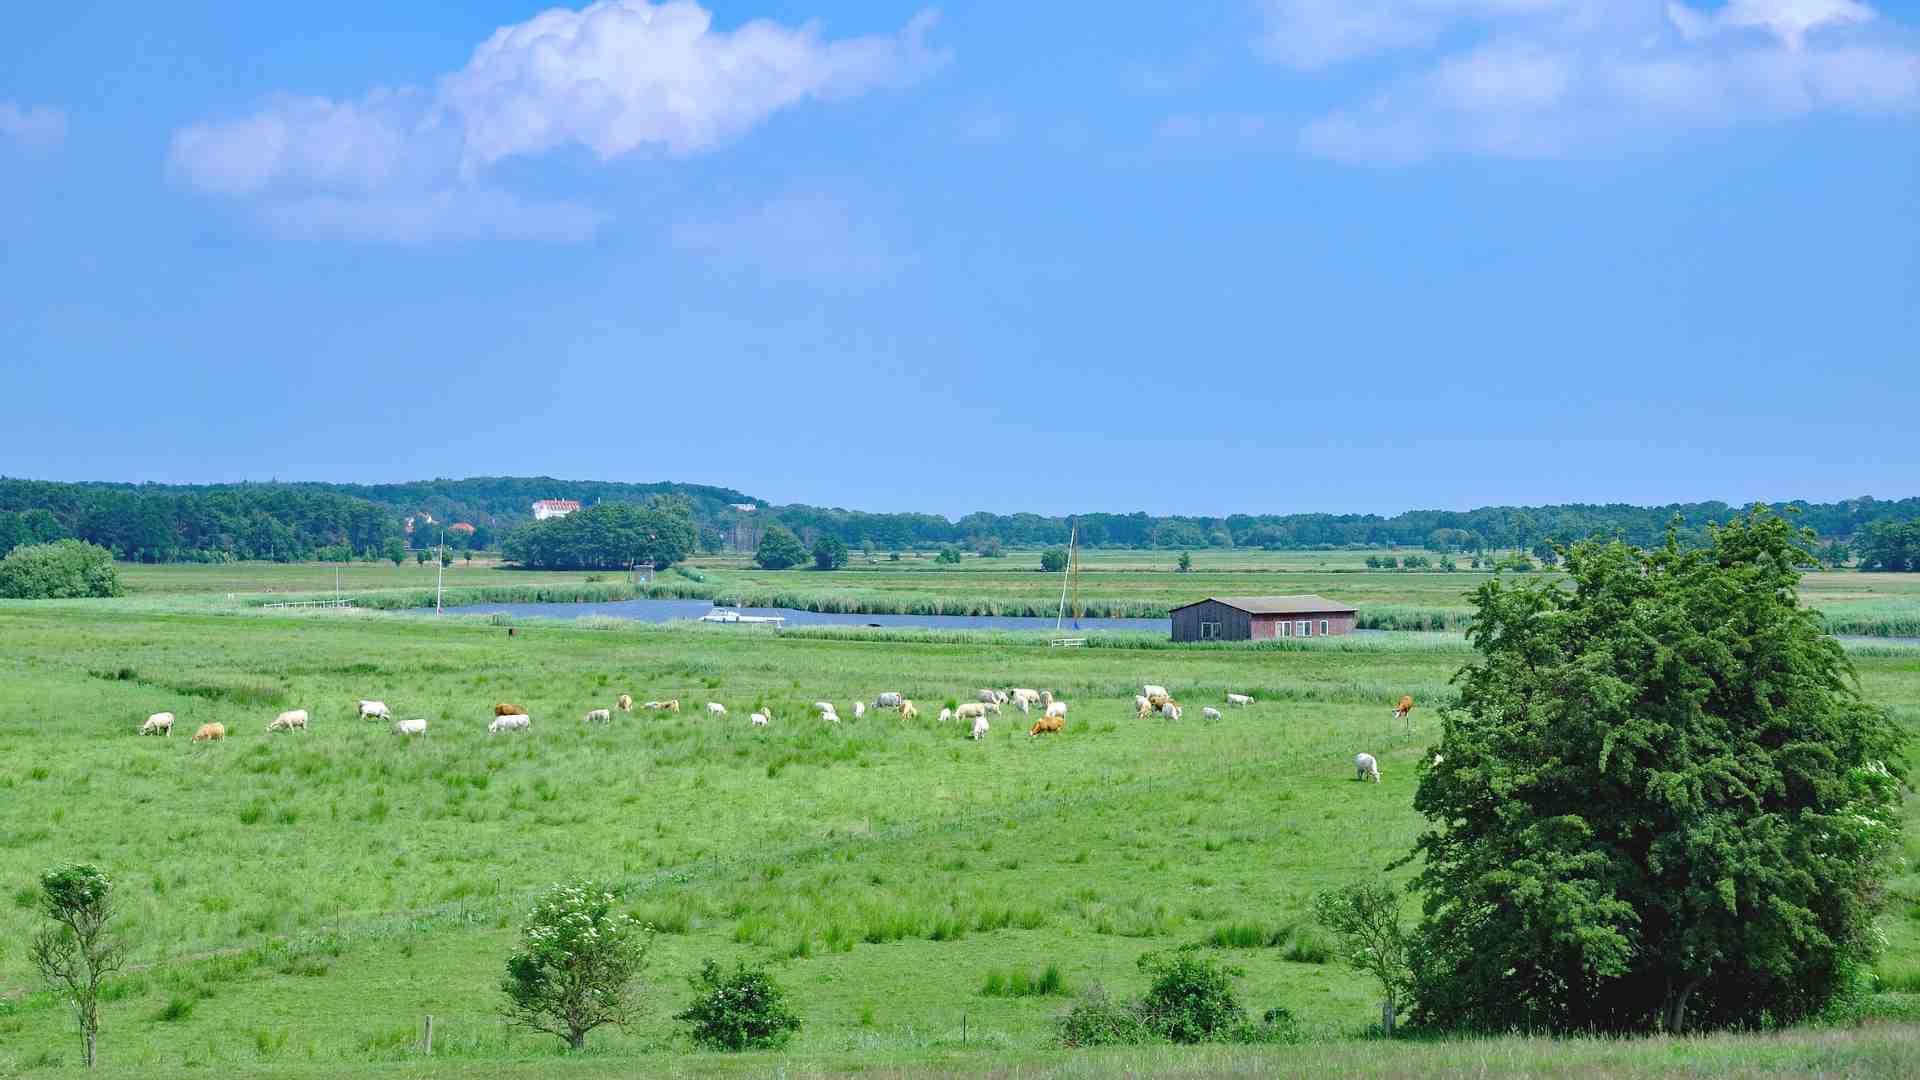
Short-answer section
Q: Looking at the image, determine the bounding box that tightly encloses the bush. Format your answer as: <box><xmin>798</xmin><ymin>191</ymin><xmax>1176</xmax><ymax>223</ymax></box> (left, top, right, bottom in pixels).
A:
<box><xmin>977</xmin><ymin>537</ymin><xmax>1004</xmax><ymax>558</ymax></box>
<box><xmin>753</xmin><ymin>526</ymin><xmax>808</xmax><ymax>570</ymax></box>
<box><xmin>1135</xmin><ymin>948</ymin><xmax>1246</xmax><ymax>1044</ymax></box>
<box><xmin>1055</xmin><ymin>985</ymin><xmax>1155</xmax><ymax>1047</ymax></box>
<box><xmin>935</xmin><ymin>545</ymin><xmax>963</xmax><ymax>565</ymax></box>
<box><xmin>675</xmin><ymin>959</ymin><xmax>802</xmax><ymax>1051</ymax></box>
<box><xmin>0</xmin><ymin>540</ymin><xmax>121</xmax><ymax>599</ymax></box>
<box><xmin>1040</xmin><ymin>547</ymin><xmax>1068</xmax><ymax>573</ymax></box>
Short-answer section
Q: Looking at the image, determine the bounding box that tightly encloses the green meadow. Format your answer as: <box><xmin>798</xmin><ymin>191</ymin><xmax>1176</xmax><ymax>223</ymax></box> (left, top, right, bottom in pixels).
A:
<box><xmin>1</xmin><ymin>590</ymin><xmax>1917</xmax><ymax>1075</ymax></box>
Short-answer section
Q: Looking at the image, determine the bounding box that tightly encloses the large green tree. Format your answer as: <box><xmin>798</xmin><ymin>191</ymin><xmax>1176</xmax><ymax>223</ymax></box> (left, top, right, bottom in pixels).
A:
<box><xmin>0</xmin><ymin>540</ymin><xmax>121</xmax><ymax>599</ymax></box>
<box><xmin>1406</xmin><ymin>509</ymin><xmax>1903</xmax><ymax>1034</ymax></box>
<box><xmin>1856</xmin><ymin>520</ymin><xmax>1919</xmax><ymax>571</ymax></box>
<box><xmin>499</xmin><ymin>503</ymin><xmax>695</xmax><ymax>571</ymax></box>
<box><xmin>753</xmin><ymin>526</ymin><xmax>808</xmax><ymax>570</ymax></box>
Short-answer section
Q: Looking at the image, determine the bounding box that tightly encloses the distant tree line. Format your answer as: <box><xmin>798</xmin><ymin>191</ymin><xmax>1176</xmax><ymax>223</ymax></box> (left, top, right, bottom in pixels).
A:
<box><xmin>7</xmin><ymin>476</ymin><xmax>1920</xmax><ymax>567</ymax></box>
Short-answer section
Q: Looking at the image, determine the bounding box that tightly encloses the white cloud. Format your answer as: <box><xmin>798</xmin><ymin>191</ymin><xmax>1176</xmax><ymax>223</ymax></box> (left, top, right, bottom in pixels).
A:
<box><xmin>0</xmin><ymin>102</ymin><xmax>67</xmax><ymax>148</ymax></box>
<box><xmin>1258</xmin><ymin>0</ymin><xmax>1920</xmax><ymax>162</ymax></box>
<box><xmin>168</xmin><ymin>2</ymin><xmax>946</xmax><ymax>241</ymax></box>
<box><xmin>1254</xmin><ymin>0</ymin><xmax>1571</xmax><ymax>68</ymax></box>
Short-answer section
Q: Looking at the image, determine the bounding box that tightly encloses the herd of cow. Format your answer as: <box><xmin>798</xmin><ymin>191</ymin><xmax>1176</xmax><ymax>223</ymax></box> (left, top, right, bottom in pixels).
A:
<box><xmin>131</xmin><ymin>687</ymin><xmax>1416</xmax><ymax>781</ymax></box>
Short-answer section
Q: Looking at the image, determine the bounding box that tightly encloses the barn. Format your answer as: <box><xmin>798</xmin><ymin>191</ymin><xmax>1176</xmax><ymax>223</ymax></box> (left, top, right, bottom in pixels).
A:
<box><xmin>1169</xmin><ymin>595</ymin><xmax>1359</xmax><ymax>642</ymax></box>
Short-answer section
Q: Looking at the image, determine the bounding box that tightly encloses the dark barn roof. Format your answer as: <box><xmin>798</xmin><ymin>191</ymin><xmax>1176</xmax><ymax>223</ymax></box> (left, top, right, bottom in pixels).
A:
<box><xmin>1169</xmin><ymin>595</ymin><xmax>1357</xmax><ymax>616</ymax></box>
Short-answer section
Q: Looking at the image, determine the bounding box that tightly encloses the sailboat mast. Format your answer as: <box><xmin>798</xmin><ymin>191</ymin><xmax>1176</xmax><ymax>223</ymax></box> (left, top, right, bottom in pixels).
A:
<box><xmin>1055</xmin><ymin>522</ymin><xmax>1075</xmax><ymax>633</ymax></box>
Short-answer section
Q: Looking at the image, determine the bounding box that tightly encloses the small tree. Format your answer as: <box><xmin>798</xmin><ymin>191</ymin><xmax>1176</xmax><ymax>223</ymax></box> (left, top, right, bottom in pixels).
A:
<box><xmin>977</xmin><ymin>536</ymin><xmax>1004</xmax><ymax>558</ymax></box>
<box><xmin>28</xmin><ymin>863</ymin><xmax>124</xmax><ymax>1068</ymax></box>
<box><xmin>936</xmin><ymin>545</ymin><xmax>963</xmax><ymax>565</ymax></box>
<box><xmin>415</xmin><ymin>550</ymin><xmax>428</xmax><ymax>566</ymax></box>
<box><xmin>1176</xmin><ymin>551</ymin><xmax>1193</xmax><ymax>573</ymax></box>
<box><xmin>675</xmin><ymin>959</ymin><xmax>803</xmax><ymax>1050</ymax></box>
<box><xmin>812</xmin><ymin>535</ymin><xmax>848</xmax><ymax>570</ymax></box>
<box><xmin>501</xmin><ymin>880</ymin><xmax>654</xmax><ymax>1050</ymax></box>
<box><xmin>385</xmin><ymin>538</ymin><xmax>405</xmax><ymax>567</ymax></box>
<box><xmin>754</xmin><ymin>526</ymin><xmax>808</xmax><ymax>570</ymax></box>
<box><xmin>1313</xmin><ymin>881</ymin><xmax>1412</xmax><ymax>1034</ymax></box>
<box><xmin>1040</xmin><ymin>547</ymin><xmax>1069</xmax><ymax>573</ymax></box>
<box><xmin>1133</xmin><ymin>948</ymin><xmax>1245</xmax><ymax>1044</ymax></box>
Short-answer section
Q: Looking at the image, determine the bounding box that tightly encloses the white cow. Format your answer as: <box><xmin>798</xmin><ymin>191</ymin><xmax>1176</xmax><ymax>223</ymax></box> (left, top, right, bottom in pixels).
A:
<box><xmin>852</xmin><ymin>701</ymin><xmax>865</xmax><ymax>719</ymax></box>
<box><xmin>937</xmin><ymin>708</ymin><xmax>953</xmax><ymax>723</ymax></box>
<box><xmin>970</xmin><ymin>715</ymin><xmax>990</xmax><ymax>740</ymax></box>
<box><xmin>813</xmin><ymin>701</ymin><xmax>837</xmax><ymax>716</ymax></box>
<box><xmin>1355</xmin><ymin>753</ymin><xmax>1381</xmax><ymax>783</ymax></box>
<box><xmin>874</xmin><ymin>692</ymin><xmax>904</xmax><ymax>709</ymax></box>
<box><xmin>750</xmin><ymin>710</ymin><xmax>770</xmax><ymax>727</ymax></box>
<box><xmin>393</xmin><ymin>718</ymin><xmax>428</xmax><ymax>736</ymax></box>
<box><xmin>488</xmin><ymin>714</ymin><xmax>530</xmax><ymax>734</ymax></box>
<box><xmin>1133</xmin><ymin>694</ymin><xmax>1151</xmax><ymax>719</ymax></box>
<box><xmin>276</xmin><ymin>709</ymin><xmax>310</xmax><ymax>730</ymax></box>
<box><xmin>139</xmin><ymin>712</ymin><xmax>174</xmax><ymax>736</ymax></box>
<box><xmin>1008</xmin><ymin>688</ymin><xmax>1041</xmax><ymax>709</ymax></box>
<box><xmin>1142</xmin><ymin>685</ymin><xmax>1169</xmax><ymax>701</ymax></box>
<box><xmin>707</xmin><ymin>702</ymin><xmax>728</xmax><ymax>717</ymax></box>
<box><xmin>1201</xmin><ymin>707</ymin><xmax>1222</xmax><ymax>721</ymax></box>
<box><xmin>1225</xmin><ymin>693</ymin><xmax>1253</xmax><ymax>707</ymax></box>
<box><xmin>357</xmin><ymin>700</ymin><xmax>391</xmax><ymax>721</ymax></box>
<box><xmin>1160</xmin><ymin>702</ymin><xmax>1182</xmax><ymax>721</ymax></box>
<box><xmin>584</xmin><ymin>708</ymin><xmax>612</xmax><ymax>724</ymax></box>
<box><xmin>1044</xmin><ymin>701</ymin><xmax>1068</xmax><ymax>719</ymax></box>
<box><xmin>976</xmin><ymin>689</ymin><xmax>1002</xmax><ymax>704</ymax></box>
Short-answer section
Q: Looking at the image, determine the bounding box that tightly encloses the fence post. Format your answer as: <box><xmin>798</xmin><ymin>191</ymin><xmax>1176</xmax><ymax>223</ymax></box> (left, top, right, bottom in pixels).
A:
<box><xmin>424</xmin><ymin>1014</ymin><xmax>433</xmax><ymax>1055</ymax></box>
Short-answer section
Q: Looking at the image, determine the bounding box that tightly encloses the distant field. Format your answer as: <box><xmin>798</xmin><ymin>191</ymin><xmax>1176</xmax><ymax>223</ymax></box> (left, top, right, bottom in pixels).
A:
<box><xmin>0</xmin><ymin>602</ymin><xmax>1915</xmax><ymax>1075</ymax></box>
<box><xmin>113</xmin><ymin>557</ymin><xmax>1920</xmax><ymax>635</ymax></box>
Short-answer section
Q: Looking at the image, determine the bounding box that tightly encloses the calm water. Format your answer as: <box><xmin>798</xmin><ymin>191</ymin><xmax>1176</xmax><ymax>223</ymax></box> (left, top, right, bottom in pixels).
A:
<box><xmin>436</xmin><ymin>597</ymin><xmax>1172</xmax><ymax>634</ymax></box>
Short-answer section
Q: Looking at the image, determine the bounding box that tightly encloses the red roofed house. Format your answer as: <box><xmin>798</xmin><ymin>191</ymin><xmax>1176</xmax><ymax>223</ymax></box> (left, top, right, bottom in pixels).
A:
<box><xmin>531</xmin><ymin>499</ymin><xmax>582</xmax><ymax>521</ymax></box>
<box><xmin>447</xmin><ymin>522</ymin><xmax>476</xmax><ymax>536</ymax></box>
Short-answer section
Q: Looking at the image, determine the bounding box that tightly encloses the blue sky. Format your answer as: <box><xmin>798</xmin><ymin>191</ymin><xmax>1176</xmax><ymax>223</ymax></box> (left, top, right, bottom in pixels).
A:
<box><xmin>3</xmin><ymin>1</ymin><xmax>1916</xmax><ymax>516</ymax></box>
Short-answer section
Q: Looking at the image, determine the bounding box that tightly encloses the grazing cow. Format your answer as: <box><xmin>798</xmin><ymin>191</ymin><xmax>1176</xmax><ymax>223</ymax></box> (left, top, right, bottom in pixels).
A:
<box><xmin>1028</xmin><ymin>715</ymin><xmax>1064</xmax><ymax>736</ymax></box>
<box><xmin>642</xmin><ymin>699</ymin><xmax>681</xmax><ymax>713</ymax></box>
<box><xmin>937</xmin><ymin>708</ymin><xmax>953</xmax><ymax>723</ymax></box>
<box><xmin>1393</xmin><ymin>696</ymin><xmax>1414</xmax><ymax>722</ymax></box>
<box><xmin>275</xmin><ymin>709</ymin><xmax>309</xmax><ymax>731</ymax></box>
<box><xmin>899</xmin><ymin>700</ymin><xmax>919</xmax><ymax>721</ymax></box>
<box><xmin>584</xmin><ymin>708</ymin><xmax>612</xmax><ymax>724</ymax></box>
<box><xmin>1226</xmin><ymin>693</ymin><xmax>1253</xmax><ymax>707</ymax></box>
<box><xmin>617</xmin><ymin>694</ymin><xmax>633</xmax><ymax>712</ymax></box>
<box><xmin>1040</xmin><ymin>690</ymin><xmax>1055</xmax><ymax>707</ymax></box>
<box><xmin>139</xmin><ymin>712</ymin><xmax>174</xmax><ymax>737</ymax></box>
<box><xmin>1044</xmin><ymin>701</ymin><xmax>1067</xmax><ymax>720</ymax></box>
<box><xmin>820</xmin><ymin>708</ymin><xmax>841</xmax><ymax>724</ymax></box>
<box><xmin>393</xmin><ymin>718</ymin><xmax>428</xmax><ymax>736</ymax></box>
<box><xmin>956</xmin><ymin>702</ymin><xmax>991</xmax><ymax>724</ymax></box>
<box><xmin>191</xmin><ymin>722</ymin><xmax>225</xmax><ymax>742</ymax></box>
<box><xmin>495</xmin><ymin>703</ymin><xmax>529</xmax><ymax>717</ymax></box>
<box><xmin>1142</xmin><ymin>684</ymin><xmax>1169</xmax><ymax>700</ymax></box>
<box><xmin>852</xmin><ymin>701</ymin><xmax>865</xmax><ymax>719</ymax></box>
<box><xmin>813</xmin><ymin>701</ymin><xmax>837</xmax><ymax>716</ymax></box>
<box><xmin>970</xmin><ymin>715</ymin><xmax>990</xmax><ymax>740</ymax></box>
<box><xmin>750</xmin><ymin>710</ymin><xmax>770</xmax><ymax>727</ymax></box>
<box><xmin>1201</xmin><ymin>707</ymin><xmax>1222</xmax><ymax>722</ymax></box>
<box><xmin>706</xmin><ymin>702</ymin><xmax>727</xmax><ymax>717</ymax></box>
<box><xmin>1355</xmin><ymin>753</ymin><xmax>1381</xmax><ymax>783</ymax></box>
<box><xmin>1008</xmin><ymin>688</ymin><xmax>1040</xmax><ymax>709</ymax></box>
<box><xmin>1160</xmin><ymin>702</ymin><xmax>1182</xmax><ymax>721</ymax></box>
<box><xmin>488</xmin><ymin>714</ymin><xmax>530</xmax><ymax>734</ymax></box>
<box><xmin>1147</xmin><ymin>693</ymin><xmax>1171</xmax><ymax>710</ymax></box>
<box><xmin>1134</xmin><ymin>694</ymin><xmax>1151</xmax><ymax>719</ymax></box>
<box><xmin>976</xmin><ymin>689</ymin><xmax>1001</xmax><ymax>705</ymax></box>
<box><xmin>357</xmin><ymin>700</ymin><xmax>391</xmax><ymax>721</ymax></box>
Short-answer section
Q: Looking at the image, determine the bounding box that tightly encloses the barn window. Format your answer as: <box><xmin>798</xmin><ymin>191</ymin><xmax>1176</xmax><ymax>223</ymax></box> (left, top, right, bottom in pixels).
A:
<box><xmin>1279</xmin><ymin>622</ymin><xmax>1290</xmax><ymax>637</ymax></box>
<box><xmin>1200</xmin><ymin>621</ymin><xmax>1220</xmax><ymax>640</ymax></box>
<box><xmin>1296</xmin><ymin>620</ymin><xmax>1311</xmax><ymax>637</ymax></box>
<box><xmin>1320</xmin><ymin>619</ymin><xmax>1330</xmax><ymax>635</ymax></box>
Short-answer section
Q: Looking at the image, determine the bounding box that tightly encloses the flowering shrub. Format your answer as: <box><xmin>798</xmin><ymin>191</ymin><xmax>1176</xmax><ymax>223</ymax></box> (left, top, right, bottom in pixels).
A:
<box><xmin>500</xmin><ymin>880</ymin><xmax>653</xmax><ymax>1050</ymax></box>
<box><xmin>675</xmin><ymin>959</ymin><xmax>802</xmax><ymax>1051</ymax></box>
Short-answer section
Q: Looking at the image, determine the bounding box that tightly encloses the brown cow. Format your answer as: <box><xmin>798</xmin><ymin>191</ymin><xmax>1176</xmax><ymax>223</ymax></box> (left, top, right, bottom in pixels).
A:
<box><xmin>1028</xmin><ymin>715</ymin><xmax>1064</xmax><ymax>736</ymax></box>
<box><xmin>1393</xmin><ymin>695</ymin><xmax>1414</xmax><ymax>721</ymax></box>
<box><xmin>191</xmin><ymin>722</ymin><xmax>226</xmax><ymax>742</ymax></box>
<box><xmin>495</xmin><ymin>703</ymin><xmax>528</xmax><ymax>717</ymax></box>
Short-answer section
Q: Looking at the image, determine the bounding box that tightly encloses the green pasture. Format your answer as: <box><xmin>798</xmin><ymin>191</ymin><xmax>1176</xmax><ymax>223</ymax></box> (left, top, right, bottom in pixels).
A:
<box><xmin>0</xmin><ymin>602</ymin><xmax>1916</xmax><ymax>1075</ymax></box>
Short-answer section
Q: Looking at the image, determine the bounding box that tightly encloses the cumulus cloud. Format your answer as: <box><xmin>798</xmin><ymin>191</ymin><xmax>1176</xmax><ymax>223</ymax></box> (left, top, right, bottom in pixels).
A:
<box><xmin>0</xmin><ymin>102</ymin><xmax>67</xmax><ymax>148</ymax></box>
<box><xmin>168</xmin><ymin>2</ymin><xmax>946</xmax><ymax>241</ymax></box>
<box><xmin>1258</xmin><ymin>0</ymin><xmax>1920</xmax><ymax>161</ymax></box>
